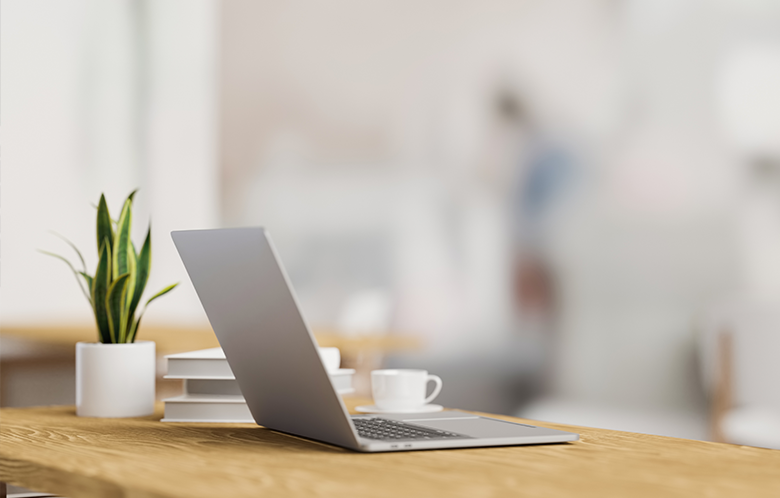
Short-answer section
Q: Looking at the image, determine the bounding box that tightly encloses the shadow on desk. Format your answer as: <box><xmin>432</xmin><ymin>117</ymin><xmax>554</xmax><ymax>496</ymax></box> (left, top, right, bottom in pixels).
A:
<box><xmin>146</xmin><ymin>421</ymin><xmax>349</xmax><ymax>455</ymax></box>
<box><xmin>22</xmin><ymin>406</ymin><xmax>349</xmax><ymax>454</ymax></box>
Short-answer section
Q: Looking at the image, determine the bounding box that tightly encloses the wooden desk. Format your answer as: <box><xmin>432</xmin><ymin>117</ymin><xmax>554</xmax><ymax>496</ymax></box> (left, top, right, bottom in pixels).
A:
<box><xmin>1</xmin><ymin>399</ymin><xmax>779</xmax><ymax>497</ymax></box>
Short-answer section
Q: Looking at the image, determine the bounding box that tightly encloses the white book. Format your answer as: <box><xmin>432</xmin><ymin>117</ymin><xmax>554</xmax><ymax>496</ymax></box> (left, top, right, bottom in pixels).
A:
<box><xmin>162</xmin><ymin>370</ymin><xmax>355</xmax><ymax>423</ymax></box>
<box><xmin>161</xmin><ymin>394</ymin><xmax>254</xmax><ymax>423</ymax></box>
<box><xmin>164</xmin><ymin>348</ymin><xmax>355</xmax><ymax>423</ymax></box>
<box><xmin>166</xmin><ymin>348</ymin><xmax>355</xmax><ymax>395</ymax></box>
<box><xmin>182</xmin><ymin>370</ymin><xmax>355</xmax><ymax>396</ymax></box>
<box><xmin>329</xmin><ymin>369</ymin><xmax>355</xmax><ymax>394</ymax></box>
<box><xmin>185</xmin><ymin>378</ymin><xmax>243</xmax><ymax>396</ymax></box>
<box><xmin>165</xmin><ymin>348</ymin><xmax>234</xmax><ymax>379</ymax></box>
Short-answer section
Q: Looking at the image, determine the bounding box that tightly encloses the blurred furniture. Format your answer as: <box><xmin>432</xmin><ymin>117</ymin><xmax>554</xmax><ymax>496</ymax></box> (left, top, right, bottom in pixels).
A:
<box><xmin>0</xmin><ymin>325</ymin><xmax>222</xmax><ymax>407</ymax></box>
<box><xmin>0</xmin><ymin>325</ymin><xmax>219</xmax><ymax>354</ymax></box>
<box><xmin>0</xmin><ymin>325</ymin><xmax>420</xmax><ymax>405</ymax></box>
<box><xmin>2</xmin><ymin>401</ymin><xmax>780</xmax><ymax>498</ymax></box>
<box><xmin>711</xmin><ymin>332</ymin><xmax>733</xmax><ymax>443</ymax></box>
<box><xmin>699</xmin><ymin>299</ymin><xmax>780</xmax><ymax>449</ymax></box>
<box><xmin>0</xmin><ymin>324</ymin><xmax>419</xmax><ymax>356</ymax></box>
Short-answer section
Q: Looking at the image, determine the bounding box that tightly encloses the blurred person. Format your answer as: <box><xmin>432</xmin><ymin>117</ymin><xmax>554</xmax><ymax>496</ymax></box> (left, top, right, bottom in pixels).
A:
<box><xmin>386</xmin><ymin>83</ymin><xmax>580</xmax><ymax>414</ymax></box>
<box><xmin>497</xmin><ymin>89</ymin><xmax>578</xmax><ymax>397</ymax></box>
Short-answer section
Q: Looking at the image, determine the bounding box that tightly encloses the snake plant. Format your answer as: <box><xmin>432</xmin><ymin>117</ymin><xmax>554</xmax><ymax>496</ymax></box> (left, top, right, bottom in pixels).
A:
<box><xmin>41</xmin><ymin>190</ymin><xmax>177</xmax><ymax>343</ymax></box>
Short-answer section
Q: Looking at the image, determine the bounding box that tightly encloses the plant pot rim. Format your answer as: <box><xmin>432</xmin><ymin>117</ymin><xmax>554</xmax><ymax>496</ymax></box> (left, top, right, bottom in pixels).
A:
<box><xmin>77</xmin><ymin>340</ymin><xmax>155</xmax><ymax>347</ymax></box>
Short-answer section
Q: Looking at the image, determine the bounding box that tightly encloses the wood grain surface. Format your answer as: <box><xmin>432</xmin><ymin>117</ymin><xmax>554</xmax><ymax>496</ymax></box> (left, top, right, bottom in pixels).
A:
<box><xmin>1</xmin><ymin>399</ymin><xmax>779</xmax><ymax>498</ymax></box>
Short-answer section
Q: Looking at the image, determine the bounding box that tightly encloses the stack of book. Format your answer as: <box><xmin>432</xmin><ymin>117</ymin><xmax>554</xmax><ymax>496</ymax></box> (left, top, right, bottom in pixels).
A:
<box><xmin>162</xmin><ymin>347</ymin><xmax>355</xmax><ymax>423</ymax></box>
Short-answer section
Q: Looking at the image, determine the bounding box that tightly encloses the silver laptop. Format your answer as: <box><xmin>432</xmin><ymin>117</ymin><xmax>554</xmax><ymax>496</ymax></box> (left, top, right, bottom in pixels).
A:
<box><xmin>172</xmin><ymin>227</ymin><xmax>578</xmax><ymax>452</ymax></box>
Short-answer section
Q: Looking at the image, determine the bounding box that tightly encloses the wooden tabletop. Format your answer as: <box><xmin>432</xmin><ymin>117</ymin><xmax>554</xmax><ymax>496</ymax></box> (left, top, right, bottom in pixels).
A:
<box><xmin>1</xmin><ymin>399</ymin><xmax>779</xmax><ymax>498</ymax></box>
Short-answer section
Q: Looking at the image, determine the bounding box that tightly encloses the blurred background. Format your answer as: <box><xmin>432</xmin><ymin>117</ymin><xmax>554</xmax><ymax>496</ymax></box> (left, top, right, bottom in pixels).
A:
<box><xmin>3</xmin><ymin>0</ymin><xmax>780</xmax><ymax>449</ymax></box>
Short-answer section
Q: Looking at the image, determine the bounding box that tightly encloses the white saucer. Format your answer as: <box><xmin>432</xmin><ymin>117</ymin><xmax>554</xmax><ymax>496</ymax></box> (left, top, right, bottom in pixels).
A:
<box><xmin>355</xmin><ymin>404</ymin><xmax>444</xmax><ymax>414</ymax></box>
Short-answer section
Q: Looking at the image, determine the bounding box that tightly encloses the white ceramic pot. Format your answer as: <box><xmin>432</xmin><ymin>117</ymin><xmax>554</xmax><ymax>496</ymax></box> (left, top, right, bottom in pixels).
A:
<box><xmin>76</xmin><ymin>340</ymin><xmax>156</xmax><ymax>417</ymax></box>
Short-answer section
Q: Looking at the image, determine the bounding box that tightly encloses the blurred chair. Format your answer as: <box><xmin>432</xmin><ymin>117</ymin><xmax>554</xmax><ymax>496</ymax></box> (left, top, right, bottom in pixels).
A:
<box><xmin>698</xmin><ymin>298</ymin><xmax>780</xmax><ymax>449</ymax></box>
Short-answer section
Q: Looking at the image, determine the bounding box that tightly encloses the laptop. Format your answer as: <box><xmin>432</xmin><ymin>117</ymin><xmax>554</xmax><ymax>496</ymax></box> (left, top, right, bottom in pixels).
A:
<box><xmin>171</xmin><ymin>227</ymin><xmax>578</xmax><ymax>452</ymax></box>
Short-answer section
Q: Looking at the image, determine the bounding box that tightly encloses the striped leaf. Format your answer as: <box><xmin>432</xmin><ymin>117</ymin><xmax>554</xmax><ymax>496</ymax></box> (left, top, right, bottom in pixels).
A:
<box><xmin>123</xmin><ymin>243</ymin><xmax>139</xmax><ymax>338</ymax></box>
<box><xmin>39</xmin><ymin>250</ymin><xmax>92</xmax><ymax>304</ymax></box>
<box><xmin>50</xmin><ymin>231</ymin><xmax>87</xmax><ymax>273</ymax></box>
<box><xmin>124</xmin><ymin>240</ymin><xmax>138</xmax><ymax>310</ymax></box>
<box><xmin>79</xmin><ymin>272</ymin><xmax>93</xmax><ymax>302</ymax></box>
<box><xmin>146</xmin><ymin>283</ymin><xmax>178</xmax><ymax>307</ymax></box>
<box><xmin>106</xmin><ymin>273</ymin><xmax>132</xmax><ymax>343</ymax></box>
<box><xmin>127</xmin><ymin>227</ymin><xmax>151</xmax><ymax>326</ymax></box>
<box><xmin>128</xmin><ymin>313</ymin><xmax>142</xmax><ymax>344</ymax></box>
<box><xmin>96</xmin><ymin>194</ymin><xmax>114</xmax><ymax>259</ymax></box>
<box><xmin>112</xmin><ymin>195</ymin><xmax>134</xmax><ymax>279</ymax></box>
<box><xmin>128</xmin><ymin>282</ymin><xmax>178</xmax><ymax>343</ymax></box>
<box><xmin>92</xmin><ymin>240</ymin><xmax>112</xmax><ymax>343</ymax></box>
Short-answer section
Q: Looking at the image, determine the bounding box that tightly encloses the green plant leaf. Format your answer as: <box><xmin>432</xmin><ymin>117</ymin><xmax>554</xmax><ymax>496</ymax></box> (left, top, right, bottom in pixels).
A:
<box><xmin>128</xmin><ymin>282</ymin><xmax>178</xmax><ymax>343</ymax></box>
<box><xmin>128</xmin><ymin>227</ymin><xmax>151</xmax><ymax>323</ymax></box>
<box><xmin>122</xmin><ymin>247</ymin><xmax>138</xmax><ymax>338</ymax></box>
<box><xmin>49</xmin><ymin>231</ymin><xmax>87</xmax><ymax>273</ymax></box>
<box><xmin>92</xmin><ymin>240</ymin><xmax>112</xmax><ymax>343</ymax></box>
<box><xmin>106</xmin><ymin>273</ymin><xmax>132</xmax><ymax>343</ymax></box>
<box><xmin>96</xmin><ymin>194</ymin><xmax>114</xmax><ymax>259</ymax></box>
<box><xmin>39</xmin><ymin>250</ymin><xmax>91</xmax><ymax>303</ymax></box>
<box><xmin>145</xmin><ymin>283</ymin><xmax>178</xmax><ymax>307</ymax></box>
<box><xmin>128</xmin><ymin>313</ymin><xmax>143</xmax><ymax>344</ymax></box>
<box><xmin>112</xmin><ymin>195</ymin><xmax>134</xmax><ymax>280</ymax></box>
<box><xmin>79</xmin><ymin>272</ymin><xmax>93</xmax><ymax>300</ymax></box>
<box><xmin>115</xmin><ymin>189</ymin><xmax>136</xmax><ymax>228</ymax></box>
<box><xmin>127</xmin><ymin>312</ymin><xmax>142</xmax><ymax>343</ymax></box>
<box><xmin>125</xmin><ymin>239</ymin><xmax>138</xmax><ymax>309</ymax></box>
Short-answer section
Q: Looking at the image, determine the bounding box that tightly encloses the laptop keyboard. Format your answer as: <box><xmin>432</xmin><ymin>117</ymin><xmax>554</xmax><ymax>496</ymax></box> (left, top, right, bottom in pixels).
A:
<box><xmin>352</xmin><ymin>417</ymin><xmax>467</xmax><ymax>441</ymax></box>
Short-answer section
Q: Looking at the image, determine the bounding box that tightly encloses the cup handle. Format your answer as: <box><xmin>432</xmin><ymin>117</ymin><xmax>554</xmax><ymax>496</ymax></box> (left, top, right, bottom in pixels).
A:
<box><xmin>424</xmin><ymin>374</ymin><xmax>443</xmax><ymax>405</ymax></box>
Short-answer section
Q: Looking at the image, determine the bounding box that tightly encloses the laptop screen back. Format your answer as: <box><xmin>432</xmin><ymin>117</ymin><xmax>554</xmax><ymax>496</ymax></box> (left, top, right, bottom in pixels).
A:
<box><xmin>172</xmin><ymin>227</ymin><xmax>359</xmax><ymax>449</ymax></box>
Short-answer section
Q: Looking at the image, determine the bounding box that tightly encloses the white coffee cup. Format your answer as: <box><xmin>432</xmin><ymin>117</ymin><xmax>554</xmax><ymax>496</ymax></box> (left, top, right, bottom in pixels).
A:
<box><xmin>318</xmin><ymin>347</ymin><xmax>341</xmax><ymax>373</ymax></box>
<box><xmin>371</xmin><ymin>369</ymin><xmax>443</xmax><ymax>410</ymax></box>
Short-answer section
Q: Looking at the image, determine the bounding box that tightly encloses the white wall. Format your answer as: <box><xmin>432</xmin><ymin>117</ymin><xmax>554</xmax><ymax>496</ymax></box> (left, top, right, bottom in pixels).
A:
<box><xmin>219</xmin><ymin>0</ymin><xmax>621</xmax><ymax>357</ymax></box>
<box><xmin>1</xmin><ymin>0</ymin><xmax>219</xmax><ymax>330</ymax></box>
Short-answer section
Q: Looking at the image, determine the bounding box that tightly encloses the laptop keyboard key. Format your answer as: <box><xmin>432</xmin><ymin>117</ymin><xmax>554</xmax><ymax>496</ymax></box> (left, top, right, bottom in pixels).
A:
<box><xmin>352</xmin><ymin>417</ymin><xmax>468</xmax><ymax>441</ymax></box>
